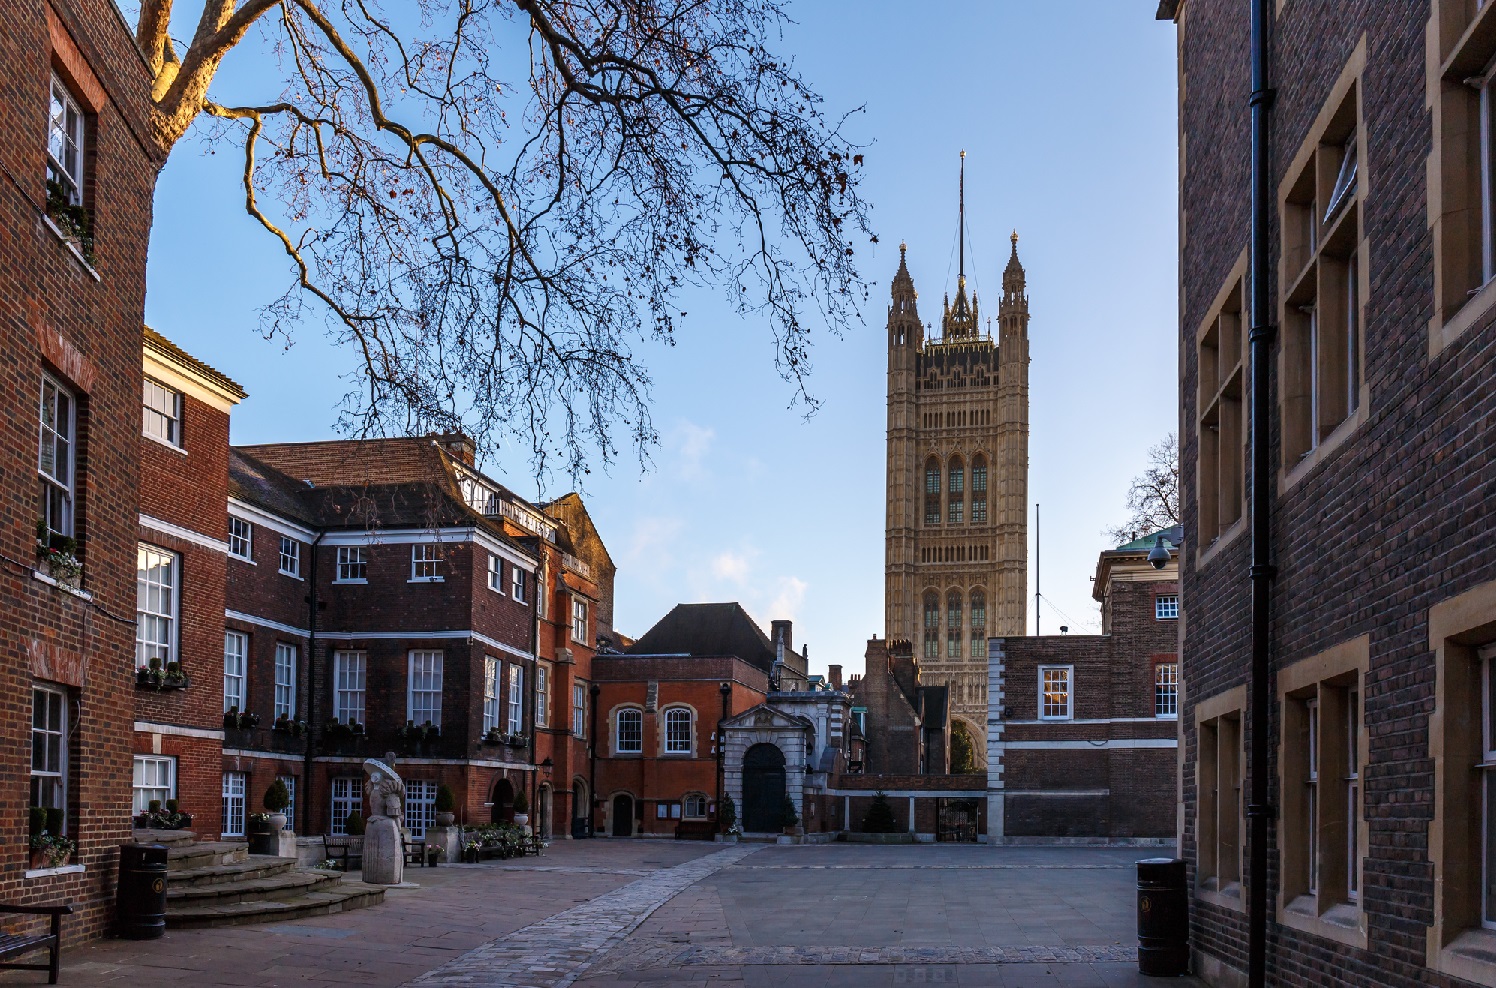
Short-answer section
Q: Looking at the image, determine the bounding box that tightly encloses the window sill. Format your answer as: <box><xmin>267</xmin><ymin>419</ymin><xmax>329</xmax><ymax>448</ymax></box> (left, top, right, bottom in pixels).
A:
<box><xmin>31</xmin><ymin>568</ymin><xmax>92</xmax><ymax>601</ymax></box>
<box><xmin>41</xmin><ymin>215</ymin><xmax>100</xmax><ymax>282</ymax></box>
<box><xmin>1432</xmin><ymin>272</ymin><xmax>1496</xmax><ymax>359</ymax></box>
<box><xmin>25</xmin><ymin>864</ymin><xmax>84</xmax><ymax>880</ymax></box>
<box><xmin>1279</xmin><ymin>397</ymin><xmax>1369</xmax><ymax>494</ymax></box>
<box><xmin>332</xmin><ymin>578</ymin><xmax>368</xmax><ymax>585</ymax></box>
<box><xmin>144</xmin><ymin>433</ymin><xmax>187</xmax><ymax>456</ymax></box>
<box><xmin>1196</xmin><ymin>879</ymin><xmax>1245</xmax><ymax>913</ymax></box>
<box><xmin>409</xmin><ymin>577</ymin><xmax>445</xmax><ymax>584</ymax></box>
<box><xmin>230</xmin><ymin>554</ymin><xmax>255</xmax><ymax>565</ymax></box>
<box><xmin>1195</xmin><ymin>514</ymin><xmax>1247</xmax><ymax>571</ymax></box>
<box><xmin>1435</xmin><ymin>928</ymin><xmax>1496</xmax><ymax>987</ymax></box>
<box><xmin>1280</xmin><ymin>893</ymin><xmax>1366</xmax><ymax>948</ymax></box>
<box><xmin>279</xmin><ymin>571</ymin><xmax>304</xmax><ymax>581</ymax></box>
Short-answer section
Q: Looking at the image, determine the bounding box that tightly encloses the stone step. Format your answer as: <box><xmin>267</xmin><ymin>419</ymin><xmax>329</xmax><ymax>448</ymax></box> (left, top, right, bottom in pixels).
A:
<box><xmin>164</xmin><ymin>882</ymin><xmax>387</xmax><ymax>929</ymax></box>
<box><xmin>167</xmin><ymin>856</ymin><xmax>300</xmax><ymax>889</ymax></box>
<box><xmin>167</xmin><ymin>841</ymin><xmax>249</xmax><ymax>872</ymax></box>
<box><xmin>131</xmin><ymin>829</ymin><xmax>198</xmax><ymax>848</ymax></box>
<box><xmin>167</xmin><ymin>868</ymin><xmax>344</xmax><ymax>904</ymax></box>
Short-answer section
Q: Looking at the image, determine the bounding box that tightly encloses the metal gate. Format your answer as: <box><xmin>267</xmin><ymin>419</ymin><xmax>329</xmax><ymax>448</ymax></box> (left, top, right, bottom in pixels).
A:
<box><xmin>936</xmin><ymin>797</ymin><xmax>980</xmax><ymax>842</ymax></box>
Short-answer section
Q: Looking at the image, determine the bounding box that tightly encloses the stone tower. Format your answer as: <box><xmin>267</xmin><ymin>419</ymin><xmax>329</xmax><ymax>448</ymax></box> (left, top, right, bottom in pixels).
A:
<box><xmin>884</xmin><ymin>155</ymin><xmax>1030</xmax><ymax>766</ymax></box>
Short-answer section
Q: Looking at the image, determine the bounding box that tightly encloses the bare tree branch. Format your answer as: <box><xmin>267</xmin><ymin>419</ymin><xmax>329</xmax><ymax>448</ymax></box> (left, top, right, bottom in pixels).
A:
<box><xmin>1104</xmin><ymin>433</ymin><xmax>1180</xmax><ymax>546</ymax></box>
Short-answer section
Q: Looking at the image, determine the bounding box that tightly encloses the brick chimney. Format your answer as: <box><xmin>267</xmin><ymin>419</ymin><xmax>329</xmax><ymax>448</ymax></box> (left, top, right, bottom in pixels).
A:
<box><xmin>771</xmin><ymin>619</ymin><xmax>793</xmax><ymax>656</ymax></box>
<box><xmin>432</xmin><ymin>433</ymin><xmax>476</xmax><ymax>465</ymax></box>
<box><xmin>828</xmin><ymin>665</ymin><xmax>843</xmax><ymax>690</ymax></box>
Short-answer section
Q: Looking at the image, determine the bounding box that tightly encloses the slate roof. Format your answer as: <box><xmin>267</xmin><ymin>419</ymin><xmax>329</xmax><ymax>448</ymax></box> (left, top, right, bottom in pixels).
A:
<box><xmin>625</xmin><ymin>602</ymin><xmax>778</xmax><ymax>672</ymax></box>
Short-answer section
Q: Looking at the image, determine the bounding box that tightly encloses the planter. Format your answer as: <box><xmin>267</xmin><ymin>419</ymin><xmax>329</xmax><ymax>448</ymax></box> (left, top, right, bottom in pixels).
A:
<box><xmin>267</xmin><ymin>813</ymin><xmax>288</xmax><ymax>833</ymax></box>
<box><xmin>463</xmin><ymin>847</ymin><xmax>481</xmax><ymax>864</ymax></box>
<box><xmin>512</xmin><ymin>813</ymin><xmax>529</xmax><ymax>828</ymax></box>
<box><xmin>426</xmin><ymin>848</ymin><xmax>440</xmax><ymax>867</ymax></box>
<box><xmin>435</xmin><ymin>812</ymin><xmax>455</xmax><ymax>827</ymax></box>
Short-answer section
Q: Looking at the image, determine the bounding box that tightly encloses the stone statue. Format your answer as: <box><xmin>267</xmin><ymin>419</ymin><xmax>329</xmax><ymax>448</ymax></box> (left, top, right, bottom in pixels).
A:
<box><xmin>363</xmin><ymin>755</ymin><xmax>406</xmax><ymax>827</ymax></box>
<box><xmin>361</xmin><ymin>754</ymin><xmax>406</xmax><ymax>885</ymax></box>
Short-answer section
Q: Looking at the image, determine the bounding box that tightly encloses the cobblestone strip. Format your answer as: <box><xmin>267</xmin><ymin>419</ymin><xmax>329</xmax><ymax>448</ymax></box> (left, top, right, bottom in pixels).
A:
<box><xmin>730</xmin><ymin>864</ymin><xmax>1129</xmax><ymax>871</ymax></box>
<box><xmin>594</xmin><ymin>938</ymin><xmax>1136</xmax><ymax>973</ymax></box>
<box><xmin>403</xmin><ymin>845</ymin><xmax>760</xmax><ymax>988</ymax></box>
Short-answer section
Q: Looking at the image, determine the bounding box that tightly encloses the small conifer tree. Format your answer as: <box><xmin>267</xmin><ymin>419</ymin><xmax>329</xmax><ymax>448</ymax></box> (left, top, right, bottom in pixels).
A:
<box><xmin>862</xmin><ymin>791</ymin><xmax>898</xmax><ymax>834</ymax></box>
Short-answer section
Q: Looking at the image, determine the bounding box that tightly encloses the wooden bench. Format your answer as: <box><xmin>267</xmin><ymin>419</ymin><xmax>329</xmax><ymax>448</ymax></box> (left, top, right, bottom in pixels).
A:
<box><xmin>674</xmin><ymin>820</ymin><xmax>717</xmax><ymax>841</ymax></box>
<box><xmin>403</xmin><ymin>838</ymin><xmax>428</xmax><ymax>867</ymax></box>
<box><xmin>322</xmin><ymin>835</ymin><xmax>363</xmax><ymax>872</ymax></box>
<box><xmin>0</xmin><ymin>903</ymin><xmax>71</xmax><ymax>985</ymax></box>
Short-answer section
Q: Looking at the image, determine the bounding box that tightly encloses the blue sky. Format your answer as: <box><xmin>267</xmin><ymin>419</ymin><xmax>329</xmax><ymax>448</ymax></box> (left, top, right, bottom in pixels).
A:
<box><xmin>144</xmin><ymin>2</ymin><xmax>1179</xmax><ymax>675</ymax></box>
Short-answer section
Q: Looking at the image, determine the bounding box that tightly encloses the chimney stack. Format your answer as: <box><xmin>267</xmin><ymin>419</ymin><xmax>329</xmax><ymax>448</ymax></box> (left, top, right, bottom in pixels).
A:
<box><xmin>828</xmin><ymin>665</ymin><xmax>843</xmax><ymax>690</ymax></box>
<box><xmin>771</xmin><ymin>619</ymin><xmax>793</xmax><ymax>656</ymax></box>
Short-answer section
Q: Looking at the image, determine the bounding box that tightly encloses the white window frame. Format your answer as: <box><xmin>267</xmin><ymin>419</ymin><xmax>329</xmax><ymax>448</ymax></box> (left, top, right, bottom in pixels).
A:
<box><xmin>142</xmin><ymin>378</ymin><xmax>182</xmax><ymax>448</ymax></box>
<box><xmin>31</xmin><ymin>685</ymin><xmax>67</xmax><ymax>827</ymax></box>
<box><xmin>274</xmin><ymin>643</ymin><xmax>297</xmax><ymax>719</ymax></box>
<box><xmin>132</xmin><ymin>755</ymin><xmax>176</xmax><ymax>815</ymax></box>
<box><xmin>508</xmin><ymin>665</ymin><xmax>525</xmax><ymax>734</ymax></box>
<box><xmin>482</xmin><ymin>656</ymin><xmax>500</xmax><ymax>734</ymax></box>
<box><xmin>47</xmin><ymin>74</ymin><xmax>84</xmax><ymax>206</ymax></box>
<box><xmin>136</xmin><ymin>544</ymin><xmax>179</xmax><ymax>671</ymax></box>
<box><xmin>683</xmin><ymin>793</ymin><xmax>709</xmax><ymax>819</ymax></box>
<box><xmin>1156</xmin><ymin>594</ymin><xmax>1180</xmax><ymax>621</ymax></box>
<box><xmin>406</xmin><ymin>780</ymin><xmax>437</xmax><ymax>839</ymax></box>
<box><xmin>615</xmin><ymin>707</ymin><xmax>643</xmax><ymax>754</ymax></box>
<box><xmin>222</xmin><ymin>771</ymin><xmax>246</xmax><ymax>837</ymax></box>
<box><xmin>276</xmin><ymin>775</ymin><xmax>297</xmax><ymax>831</ymax></box>
<box><xmin>1038</xmin><ymin>665</ymin><xmax>1073</xmax><ymax>721</ymax></box>
<box><xmin>228</xmin><ymin>517</ymin><xmax>252</xmax><ymax>560</ymax></box>
<box><xmin>487</xmin><ymin>554</ymin><xmax>503</xmax><ymax>593</ymax></box>
<box><xmin>664</xmin><ymin>707</ymin><xmax>693</xmax><ymax>754</ymax></box>
<box><xmin>330</xmin><ymin>777</ymin><xmax>363</xmax><ymax>836</ymax></box>
<box><xmin>278</xmin><ymin>536</ymin><xmax>301</xmax><ymax>578</ymax></box>
<box><xmin>511</xmin><ymin>566</ymin><xmax>527</xmax><ymax>603</ymax></box>
<box><xmin>224</xmin><ymin>631</ymin><xmax>247</xmax><ymax>713</ymax></box>
<box><xmin>411</xmin><ymin>543</ymin><xmax>444</xmax><ymax>582</ymax></box>
<box><xmin>536</xmin><ymin>664</ymin><xmax>550</xmax><ymax>728</ymax></box>
<box><xmin>38</xmin><ymin>373</ymin><xmax>75</xmax><ymax>540</ymax></box>
<box><xmin>334</xmin><ymin>650</ymin><xmax>366</xmax><ymax>725</ymax></box>
<box><xmin>573</xmin><ymin>683</ymin><xmax>586</xmax><ymax>737</ymax></box>
<box><xmin>1155</xmin><ymin>662</ymin><xmax>1179</xmax><ymax>719</ymax></box>
<box><xmin>335</xmin><ymin>546</ymin><xmax>367</xmax><ymax>583</ymax></box>
<box><xmin>408</xmin><ymin>651</ymin><xmax>444</xmax><ymax>727</ymax></box>
<box><xmin>572</xmin><ymin>598</ymin><xmax>588</xmax><ymax>644</ymax></box>
<box><xmin>1307</xmin><ymin>696</ymin><xmax>1320</xmax><ymax>896</ymax></box>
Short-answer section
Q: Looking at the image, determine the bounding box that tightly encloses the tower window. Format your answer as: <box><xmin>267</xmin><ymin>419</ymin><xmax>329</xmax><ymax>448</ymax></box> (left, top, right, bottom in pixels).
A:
<box><xmin>923</xmin><ymin>593</ymin><xmax>939</xmax><ymax>659</ymax></box>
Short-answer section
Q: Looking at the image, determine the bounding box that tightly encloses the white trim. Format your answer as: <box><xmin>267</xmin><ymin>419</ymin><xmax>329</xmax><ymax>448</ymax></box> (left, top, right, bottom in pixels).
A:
<box><xmin>333</xmin><ymin>578</ymin><xmax>369</xmax><ymax>585</ymax></box>
<box><xmin>319</xmin><ymin>525</ymin><xmax>539</xmax><ymax>570</ymax></box>
<box><xmin>140</xmin><ymin>514</ymin><xmax>232</xmax><ymax>555</ymax></box>
<box><xmin>31</xmin><ymin>569</ymin><xmax>92</xmax><ymax>601</ymax></box>
<box><xmin>134</xmin><ymin>721</ymin><xmax>226</xmax><ymax>741</ymax></box>
<box><xmin>407</xmin><ymin>577</ymin><xmax>446</xmax><ymax>584</ymax></box>
<box><xmin>824</xmin><ymin>788</ymin><xmax>987</xmax><ymax>799</ymax></box>
<box><xmin>143</xmin><ymin>346</ymin><xmax>243</xmax><ymax>412</ymax></box>
<box><xmin>221</xmin><ymin>611</ymin><xmax>535</xmax><ymax>659</ymax></box>
<box><xmin>228</xmin><ymin>498</ymin><xmax>316</xmax><ymax>542</ymax></box>
<box><xmin>995</xmin><ymin>739</ymin><xmax>1179</xmax><ymax>750</ymax></box>
<box><xmin>1037</xmin><ymin>665</ymin><xmax>1074</xmax><ymax>721</ymax></box>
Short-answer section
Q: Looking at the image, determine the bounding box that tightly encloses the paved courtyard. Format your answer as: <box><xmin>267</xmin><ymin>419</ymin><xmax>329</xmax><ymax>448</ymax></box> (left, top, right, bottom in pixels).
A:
<box><xmin>18</xmin><ymin>841</ymin><xmax>1200</xmax><ymax>987</ymax></box>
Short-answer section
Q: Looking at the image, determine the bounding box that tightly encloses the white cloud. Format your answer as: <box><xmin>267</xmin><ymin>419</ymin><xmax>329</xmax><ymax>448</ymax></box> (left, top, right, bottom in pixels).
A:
<box><xmin>621</xmin><ymin>516</ymin><xmax>686</xmax><ymax>588</ymax></box>
<box><xmin>767</xmin><ymin>576</ymin><xmax>808</xmax><ymax>623</ymax></box>
<box><xmin>673</xmin><ymin>421</ymin><xmax>715</xmax><ymax>481</ymax></box>
<box><xmin>711</xmin><ymin>550</ymin><xmax>752</xmax><ymax>584</ymax></box>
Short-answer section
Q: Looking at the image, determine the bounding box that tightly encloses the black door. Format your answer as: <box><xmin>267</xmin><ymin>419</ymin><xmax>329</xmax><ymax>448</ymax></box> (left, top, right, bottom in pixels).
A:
<box><xmin>612</xmin><ymin>794</ymin><xmax>634</xmax><ymax>836</ymax></box>
<box><xmin>742</xmin><ymin>743</ymin><xmax>786</xmax><ymax>832</ymax></box>
<box><xmin>491</xmin><ymin>778</ymin><xmax>514</xmax><ymax>823</ymax></box>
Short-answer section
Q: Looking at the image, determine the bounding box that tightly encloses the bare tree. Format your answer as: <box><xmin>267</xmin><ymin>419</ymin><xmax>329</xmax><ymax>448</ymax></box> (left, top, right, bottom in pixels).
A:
<box><xmin>1104</xmin><ymin>432</ymin><xmax>1180</xmax><ymax>545</ymax></box>
<box><xmin>130</xmin><ymin>0</ymin><xmax>873</xmax><ymax>482</ymax></box>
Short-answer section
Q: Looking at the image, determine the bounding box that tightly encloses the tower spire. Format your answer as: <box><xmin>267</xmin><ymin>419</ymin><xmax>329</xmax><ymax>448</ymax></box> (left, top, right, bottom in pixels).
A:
<box><xmin>958</xmin><ymin>150</ymin><xmax>966</xmax><ymax>287</ymax></box>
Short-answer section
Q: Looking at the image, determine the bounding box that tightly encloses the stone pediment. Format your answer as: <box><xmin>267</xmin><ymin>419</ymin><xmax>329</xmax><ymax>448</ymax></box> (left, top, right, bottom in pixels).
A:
<box><xmin>722</xmin><ymin>703</ymin><xmax>812</xmax><ymax>732</ymax></box>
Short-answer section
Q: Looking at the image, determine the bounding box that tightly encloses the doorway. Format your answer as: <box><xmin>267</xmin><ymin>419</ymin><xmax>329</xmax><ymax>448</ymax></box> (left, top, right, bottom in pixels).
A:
<box><xmin>572</xmin><ymin>781</ymin><xmax>589</xmax><ymax>838</ymax></box>
<box><xmin>742</xmin><ymin>742</ymin><xmax>787</xmax><ymax>832</ymax></box>
<box><xmin>490</xmin><ymin>777</ymin><xmax>514</xmax><ymax>824</ymax></box>
<box><xmin>611</xmin><ymin>793</ymin><xmax>634</xmax><ymax>837</ymax></box>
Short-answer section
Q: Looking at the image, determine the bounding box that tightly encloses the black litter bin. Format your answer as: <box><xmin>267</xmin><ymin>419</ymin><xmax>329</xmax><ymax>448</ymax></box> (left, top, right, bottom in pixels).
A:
<box><xmin>571</xmin><ymin>817</ymin><xmax>589</xmax><ymax>839</ymax></box>
<box><xmin>1137</xmin><ymin>857</ymin><xmax>1189</xmax><ymax>976</ymax></box>
<box><xmin>117</xmin><ymin>842</ymin><xmax>169</xmax><ymax>940</ymax></box>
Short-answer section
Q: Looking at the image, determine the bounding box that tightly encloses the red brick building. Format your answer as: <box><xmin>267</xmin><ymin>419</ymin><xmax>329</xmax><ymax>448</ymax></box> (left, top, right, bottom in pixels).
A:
<box><xmin>986</xmin><ymin>529</ymin><xmax>1180</xmax><ymax>840</ymax></box>
<box><xmin>134</xmin><ymin>329</ymin><xmax>246</xmax><ymax>840</ymax></box>
<box><xmin>0</xmin><ymin>0</ymin><xmax>160</xmax><ymax>939</ymax></box>
<box><xmin>1158</xmin><ymin>0</ymin><xmax>1496</xmax><ymax>982</ymax></box>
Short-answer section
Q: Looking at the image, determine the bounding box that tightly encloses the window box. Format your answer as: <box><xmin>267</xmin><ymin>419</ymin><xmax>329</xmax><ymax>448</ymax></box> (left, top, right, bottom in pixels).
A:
<box><xmin>480</xmin><ymin>728</ymin><xmax>529</xmax><ymax>748</ymax></box>
<box><xmin>323</xmin><ymin>718</ymin><xmax>365</xmax><ymax>739</ymax></box>
<box><xmin>397</xmin><ymin>720</ymin><xmax>441</xmax><ymax>743</ymax></box>
<box><xmin>135</xmin><ymin>662</ymin><xmax>189</xmax><ymax>691</ymax></box>
<box><xmin>271</xmin><ymin>714</ymin><xmax>308</xmax><ymax>738</ymax></box>
<box><xmin>222</xmin><ymin>707</ymin><xmax>260</xmax><ymax>731</ymax></box>
<box><xmin>34</xmin><ymin>523</ymin><xmax>81</xmax><ymax>588</ymax></box>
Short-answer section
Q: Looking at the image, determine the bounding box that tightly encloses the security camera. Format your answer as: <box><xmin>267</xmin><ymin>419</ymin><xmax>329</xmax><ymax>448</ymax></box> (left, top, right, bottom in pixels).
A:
<box><xmin>1147</xmin><ymin>534</ymin><xmax>1171</xmax><ymax>571</ymax></box>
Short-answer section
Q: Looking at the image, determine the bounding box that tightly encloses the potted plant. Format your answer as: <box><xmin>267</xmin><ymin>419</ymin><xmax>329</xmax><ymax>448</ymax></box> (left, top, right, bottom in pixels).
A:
<box><xmin>223</xmin><ymin>706</ymin><xmax>260</xmax><ymax>730</ymax></box>
<box><xmin>263</xmin><ymin>778</ymin><xmax>291</xmax><ymax>835</ymax></box>
<box><xmin>44</xmin><ymin>180</ymin><xmax>94</xmax><ymax>264</ymax></box>
<box><xmin>162</xmin><ymin>661</ymin><xmax>189</xmax><ymax>689</ymax></box>
<box><xmin>512</xmin><ymin>788</ymin><xmax>530</xmax><ymax>828</ymax></box>
<box><xmin>34</xmin><ymin>521</ymin><xmax>82</xmax><ymax>586</ymax></box>
<box><xmin>463</xmin><ymin>839</ymin><xmax>482</xmax><ymax>864</ymax></box>
<box><xmin>425</xmin><ymin>843</ymin><xmax>440</xmax><ymax>867</ymax></box>
<box><xmin>719</xmin><ymin>795</ymin><xmax>738</xmax><ymax>841</ymax></box>
<box><xmin>434</xmin><ymin>784</ymin><xmax>457</xmax><ymax>827</ymax></box>
<box><xmin>781</xmin><ymin>795</ymin><xmax>800</xmax><ymax>836</ymax></box>
<box><xmin>247</xmin><ymin>812</ymin><xmax>277</xmax><ymax>854</ymax></box>
<box><xmin>345</xmin><ymin>811</ymin><xmax>365</xmax><ymax>836</ymax></box>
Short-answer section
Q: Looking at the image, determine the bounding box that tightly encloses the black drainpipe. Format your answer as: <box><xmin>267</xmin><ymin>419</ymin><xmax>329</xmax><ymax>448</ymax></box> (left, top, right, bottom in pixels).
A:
<box><xmin>1247</xmin><ymin>0</ymin><xmax>1276</xmax><ymax>983</ymax></box>
<box><xmin>302</xmin><ymin>530</ymin><xmax>326</xmax><ymax>837</ymax></box>
<box><xmin>588</xmin><ymin>682</ymin><xmax>600</xmax><ymax>837</ymax></box>
<box><xmin>530</xmin><ymin>559</ymin><xmax>541</xmax><ymax>832</ymax></box>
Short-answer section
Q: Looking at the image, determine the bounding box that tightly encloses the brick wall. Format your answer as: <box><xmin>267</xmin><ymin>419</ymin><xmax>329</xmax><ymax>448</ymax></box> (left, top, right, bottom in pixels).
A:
<box><xmin>0</xmin><ymin>0</ymin><xmax>160</xmax><ymax>941</ymax></box>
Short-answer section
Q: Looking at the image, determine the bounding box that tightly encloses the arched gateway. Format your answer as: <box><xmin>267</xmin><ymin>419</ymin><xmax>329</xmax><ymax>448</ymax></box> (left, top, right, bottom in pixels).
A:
<box><xmin>742</xmin><ymin>742</ymin><xmax>787</xmax><ymax>832</ymax></box>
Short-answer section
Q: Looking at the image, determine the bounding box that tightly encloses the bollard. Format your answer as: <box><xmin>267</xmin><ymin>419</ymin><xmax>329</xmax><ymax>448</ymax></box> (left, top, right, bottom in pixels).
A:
<box><xmin>117</xmin><ymin>843</ymin><xmax>169</xmax><ymax>940</ymax></box>
<box><xmin>1137</xmin><ymin>857</ymin><xmax>1189</xmax><ymax>976</ymax></box>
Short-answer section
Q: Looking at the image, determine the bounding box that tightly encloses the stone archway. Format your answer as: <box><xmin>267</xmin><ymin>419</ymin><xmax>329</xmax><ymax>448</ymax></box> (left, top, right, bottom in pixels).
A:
<box><xmin>742</xmin><ymin>742</ymin><xmax>787</xmax><ymax>832</ymax></box>
<box><xmin>491</xmin><ymin>777</ymin><xmax>515</xmax><ymax>823</ymax></box>
<box><xmin>611</xmin><ymin>793</ymin><xmax>635</xmax><ymax>837</ymax></box>
<box><xmin>572</xmin><ymin>779</ymin><xmax>589</xmax><ymax>838</ymax></box>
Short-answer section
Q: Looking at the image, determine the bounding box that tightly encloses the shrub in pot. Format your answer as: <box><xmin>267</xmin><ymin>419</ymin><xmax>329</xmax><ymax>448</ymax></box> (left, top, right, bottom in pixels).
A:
<box><xmin>434</xmin><ymin>784</ymin><xmax>457</xmax><ymax>827</ymax></box>
<box><xmin>512</xmin><ymin>788</ymin><xmax>530</xmax><ymax>827</ymax></box>
<box><xmin>263</xmin><ymin>779</ymin><xmax>291</xmax><ymax>835</ymax></box>
<box><xmin>345</xmin><ymin>811</ymin><xmax>365</xmax><ymax>836</ymax></box>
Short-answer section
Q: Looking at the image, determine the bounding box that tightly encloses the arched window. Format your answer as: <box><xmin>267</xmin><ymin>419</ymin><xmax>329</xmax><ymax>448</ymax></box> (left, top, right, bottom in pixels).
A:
<box><xmin>947</xmin><ymin>591</ymin><xmax>963</xmax><ymax>658</ymax></box>
<box><xmin>970</xmin><ymin>590</ymin><xmax>987</xmax><ymax>652</ymax></box>
<box><xmin>615</xmin><ymin>708</ymin><xmax>643</xmax><ymax>754</ymax></box>
<box><xmin>948</xmin><ymin>456</ymin><xmax>965</xmax><ymax>524</ymax></box>
<box><xmin>683</xmin><ymin>793</ymin><xmax>709</xmax><ymax>819</ymax></box>
<box><xmin>664</xmin><ymin>707</ymin><xmax>693</xmax><ymax>754</ymax></box>
<box><xmin>971</xmin><ymin>455</ymin><xmax>988</xmax><ymax>523</ymax></box>
<box><xmin>923</xmin><ymin>592</ymin><xmax>940</xmax><ymax>659</ymax></box>
<box><xmin>924</xmin><ymin>458</ymin><xmax>941</xmax><ymax>526</ymax></box>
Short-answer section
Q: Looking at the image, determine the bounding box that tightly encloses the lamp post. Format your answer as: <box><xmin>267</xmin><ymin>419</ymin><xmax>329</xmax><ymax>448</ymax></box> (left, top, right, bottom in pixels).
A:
<box><xmin>717</xmin><ymin>681</ymin><xmax>731</xmax><ymax>833</ymax></box>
